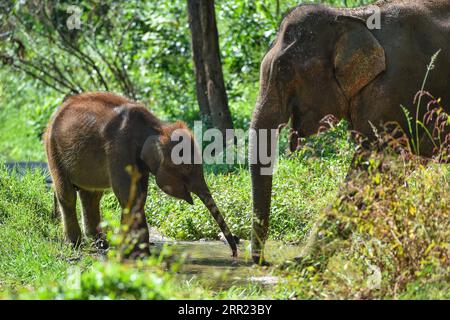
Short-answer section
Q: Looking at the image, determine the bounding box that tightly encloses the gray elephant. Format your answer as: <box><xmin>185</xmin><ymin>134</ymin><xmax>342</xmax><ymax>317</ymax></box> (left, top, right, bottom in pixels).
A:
<box><xmin>249</xmin><ymin>1</ymin><xmax>450</xmax><ymax>264</ymax></box>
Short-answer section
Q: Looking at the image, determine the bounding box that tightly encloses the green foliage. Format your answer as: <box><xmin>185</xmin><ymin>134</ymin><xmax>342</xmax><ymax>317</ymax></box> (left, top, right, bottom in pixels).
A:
<box><xmin>0</xmin><ymin>122</ymin><xmax>352</xmax><ymax>295</ymax></box>
<box><xmin>0</xmin><ymin>0</ymin><xmax>374</xmax><ymax>135</ymax></box>
<box><xmin>7</xmin><ymin>249</ymin><xmax>208</xmax><ymax>300</ymax></box>
<box><xmin>277</xmin><ymin>153</ymin><xmax>449</xmax><ymax>299</ymax></box>
<box><xmin>1</xmin><ymin>129</ymin><xmax>448</xmax><ymax>299</ymax></box>
<box><xmin>0</xmin><ymin>69</ymin><xmax>58</xmax><ymax>161</ymax></box>
<box><xmin>0</xmin><ymin>0</ymin><xmax>376</xmax><ymax>164</ymax></box>
<box><xmin>0</xmin><ymin>164</ymin><xmax>93</xmax><ymax>290</ymax></box>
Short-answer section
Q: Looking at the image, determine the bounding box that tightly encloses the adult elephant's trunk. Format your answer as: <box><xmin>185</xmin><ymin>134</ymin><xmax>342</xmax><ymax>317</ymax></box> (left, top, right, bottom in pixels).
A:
<box><xmin>249</xmin><ymin>96</ymin><xmax>288</xmax><ymax>264</ymax></box>
<box><xmin>249</xmin><ymin>41</ymin><xmax>292</xmax><ymax>263</ymax></box>
<box><xmin>249</xmin><ymin>160</ymin><xmax>273</xmax><ymax>264</ymax></box>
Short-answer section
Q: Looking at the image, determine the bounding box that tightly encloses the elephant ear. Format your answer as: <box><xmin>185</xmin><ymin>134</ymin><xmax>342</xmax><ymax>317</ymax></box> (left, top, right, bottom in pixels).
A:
<box><xmin>141</xmin><ymin>135</ymin><xmax>163</xmax><ymax>174</ymax></box>
<box><xmin>334</xmin><ymin>16</ymin><xmax>386</xmax><ymax>99</ymax></box>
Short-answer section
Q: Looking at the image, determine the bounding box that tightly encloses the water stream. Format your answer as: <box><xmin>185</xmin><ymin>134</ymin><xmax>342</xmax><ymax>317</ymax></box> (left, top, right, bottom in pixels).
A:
<box><xmin>150</xmin><ymin>228</ymin><xmax>304</xmax><ymax>291</ymax></box>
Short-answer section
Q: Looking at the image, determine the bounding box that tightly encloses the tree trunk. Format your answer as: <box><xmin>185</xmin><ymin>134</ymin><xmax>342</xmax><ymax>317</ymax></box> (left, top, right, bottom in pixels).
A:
<box><xmin>187</xmin><ymin>0</ymin><xmax>211</xmax><ymax>122</ymax></box>
<box><xmin>187</xmin><ymin>0</ymin><xmax>233</xmax><ymax>134</ymax></box>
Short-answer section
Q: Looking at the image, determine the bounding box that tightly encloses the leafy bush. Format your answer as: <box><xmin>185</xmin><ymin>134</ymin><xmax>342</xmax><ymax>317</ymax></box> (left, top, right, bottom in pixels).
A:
<box><xmin>0</xmin><ymin>69</ymin><xmax>58</xmax><ymax>161</ymax></box>
<box><xmin>278</xmin><ymin>151</ymin><xmax>449</xmax><ymax>299</ymax></box>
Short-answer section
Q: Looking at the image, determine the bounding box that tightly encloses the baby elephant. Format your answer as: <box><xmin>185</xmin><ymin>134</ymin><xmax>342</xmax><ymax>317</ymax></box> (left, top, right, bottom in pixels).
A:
<box><xmin>44</xmin><ymin>92</ymin><xmax>237</xmax><ymax>257</ymax></box>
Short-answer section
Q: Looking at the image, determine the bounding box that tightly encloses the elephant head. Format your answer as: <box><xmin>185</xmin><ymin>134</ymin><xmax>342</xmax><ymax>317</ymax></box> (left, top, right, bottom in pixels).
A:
<box><xmin>249</xmin><ymin>5</ymin><xmax>386</xmax><ymax>264</ymax></box>
<box><xmin>141</xmin><ymin>122</ymin><xmax>238</xmax><ymax>257</ymax></box>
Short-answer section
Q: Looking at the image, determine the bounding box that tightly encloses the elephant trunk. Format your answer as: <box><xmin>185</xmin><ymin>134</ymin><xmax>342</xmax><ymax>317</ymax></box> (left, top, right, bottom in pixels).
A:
<box><xmin>249</xmin><ymin>96</ymin><xmax>289</xmax><ymax>264</ymax></box>
<box><xmin>195</xmin><ymin>185</ymin><xmax>238</xmax><ymax>258</ymax></box>
<box><xmin>249</xmin><ymin>40</ymin><xmax>294</xmax><ymax>264</ymax></box>
<box><xmin>249</xmin><ymin>162</ymin><xmax>273</xmax><ymax>264</ymax></box>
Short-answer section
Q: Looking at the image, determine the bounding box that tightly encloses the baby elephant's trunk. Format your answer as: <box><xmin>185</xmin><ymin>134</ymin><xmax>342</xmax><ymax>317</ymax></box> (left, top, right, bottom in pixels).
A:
<box><xmin>196</xmin><ymin>191</ymin><xmax>238</xmax><ymax>258</ymax></box>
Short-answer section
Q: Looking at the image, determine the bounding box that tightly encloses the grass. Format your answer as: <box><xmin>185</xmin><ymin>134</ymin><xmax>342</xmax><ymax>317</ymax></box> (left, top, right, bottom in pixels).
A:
<box><xmin>0</xmin><ymin>165</ymin><xmax>94</xmax><ymax>291</ymax></box>
<box><xmin>1</xmin><ymin>117</ymin><xmax>447</xmax><ymax>299</ymax></box>
<box><xmin>0</xmin><ymin>71</ymin><xmax>50</xmax><ymax>162</ymax></box>
<box><xmin>94</xmin><ymin>120</ymin><xmax>353</xmax><ymax>244</ymax></box>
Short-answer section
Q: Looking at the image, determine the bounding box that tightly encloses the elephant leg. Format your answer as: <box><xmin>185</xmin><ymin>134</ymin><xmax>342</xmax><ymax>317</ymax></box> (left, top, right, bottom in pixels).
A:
<box><xmin>130</xmin><ymin>171</ymin><xmax>150</xmax><ymax>239</ymax></box>
<box><xmin>52</xmin><ymin>192</ymin><xmax>60</xmax><ymax>220</ymax></box>
<box><xmin>288</xmin><ymin>129</ymin><xmax>300</xmax><ymax>153</ymax></box>
<box><xmin>78</xmin><ymin>190</ymin><xmax>103</xmax><ymax>238</ymax></box>
<box><xmin>109</xmin><ymin>162</ymin><xmax>150</xmax><ymax>259</ymax></box>
<box><xmin>418</xmin><ymin>128</ymin><xmax>443</xmax><ymax>159</ymax></box>
<box><xmin>134</xmin><ymin>172</ymin><xmax>150</xmax><ymax>247</ymax></box>
<box><xmin>54</xmin><ymin>176</ymin><xmax>81</xmax><ymax>246</ymax></box>
<box><xmin>79</xmin><ymin>190</ymin><xmax>108</xmax><ymax>252</ymax></box>
<box><xmin>289</xmin><ymin>111</ymin><xmax>302</xmax><ymax>153</ymax></box>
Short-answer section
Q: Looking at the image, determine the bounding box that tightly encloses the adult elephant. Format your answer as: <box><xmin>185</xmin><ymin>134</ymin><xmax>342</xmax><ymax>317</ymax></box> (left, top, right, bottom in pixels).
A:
<box><xmin>249</xmin><ymin>1</ymin><xmax>450</xmax><ymax>264</ymax></box>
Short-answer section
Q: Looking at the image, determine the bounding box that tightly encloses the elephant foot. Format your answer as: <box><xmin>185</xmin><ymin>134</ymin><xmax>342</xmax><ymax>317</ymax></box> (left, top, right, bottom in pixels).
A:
<box><xmin>92</xmin><ymin>233</ymin><xmax>109</xmax><ymax>255</ymax></box>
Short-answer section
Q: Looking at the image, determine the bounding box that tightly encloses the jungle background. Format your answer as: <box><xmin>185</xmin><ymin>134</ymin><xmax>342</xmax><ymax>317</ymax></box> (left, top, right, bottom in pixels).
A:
<box><xmin>0</xmin><ymin>0</ymin><xmax>448</xmax><ymax>299</ymax></box>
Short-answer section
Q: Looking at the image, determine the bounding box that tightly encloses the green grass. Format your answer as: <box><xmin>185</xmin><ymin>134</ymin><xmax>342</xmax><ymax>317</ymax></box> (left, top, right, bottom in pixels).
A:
<box><xmin>4</xmin><ymin>248</ymin><xmax>209</xmax><ymax>300</ymax></box>
<box><xmin>92</xmin><ymin>120</ymin><xmax>353</xmax><ymax>243</ymax></box>
<box><xmin>0</xmin><ymin>165</ymin><xmax>94</xmax><ymax>291</ymax></box>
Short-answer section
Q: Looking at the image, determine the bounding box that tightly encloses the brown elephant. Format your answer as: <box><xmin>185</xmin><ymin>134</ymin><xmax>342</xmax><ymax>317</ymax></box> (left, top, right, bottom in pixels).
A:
<box><xmin>249</xmin><ymin>1</ymin><xmax>450</xmax><ymax>264</ymax></box>
<box><xmin>44</xmin><ymin>92</ymin><xmax>237</xmax><ymax>258</ymax></box>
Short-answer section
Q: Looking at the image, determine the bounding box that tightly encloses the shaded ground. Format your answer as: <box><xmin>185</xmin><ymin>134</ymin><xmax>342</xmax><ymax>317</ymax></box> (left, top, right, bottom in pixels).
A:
<box><xmin>4</xmin><ymin>162</ymin><xmax>52</xmax><ymax>185</ymax></box>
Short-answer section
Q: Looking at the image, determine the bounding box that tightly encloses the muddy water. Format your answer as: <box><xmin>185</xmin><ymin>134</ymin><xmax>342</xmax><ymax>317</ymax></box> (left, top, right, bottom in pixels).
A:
<box><xmin>150</xmin><ymin>230</ymin><xmax>304</xmax><ymax>290</ymax></box>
